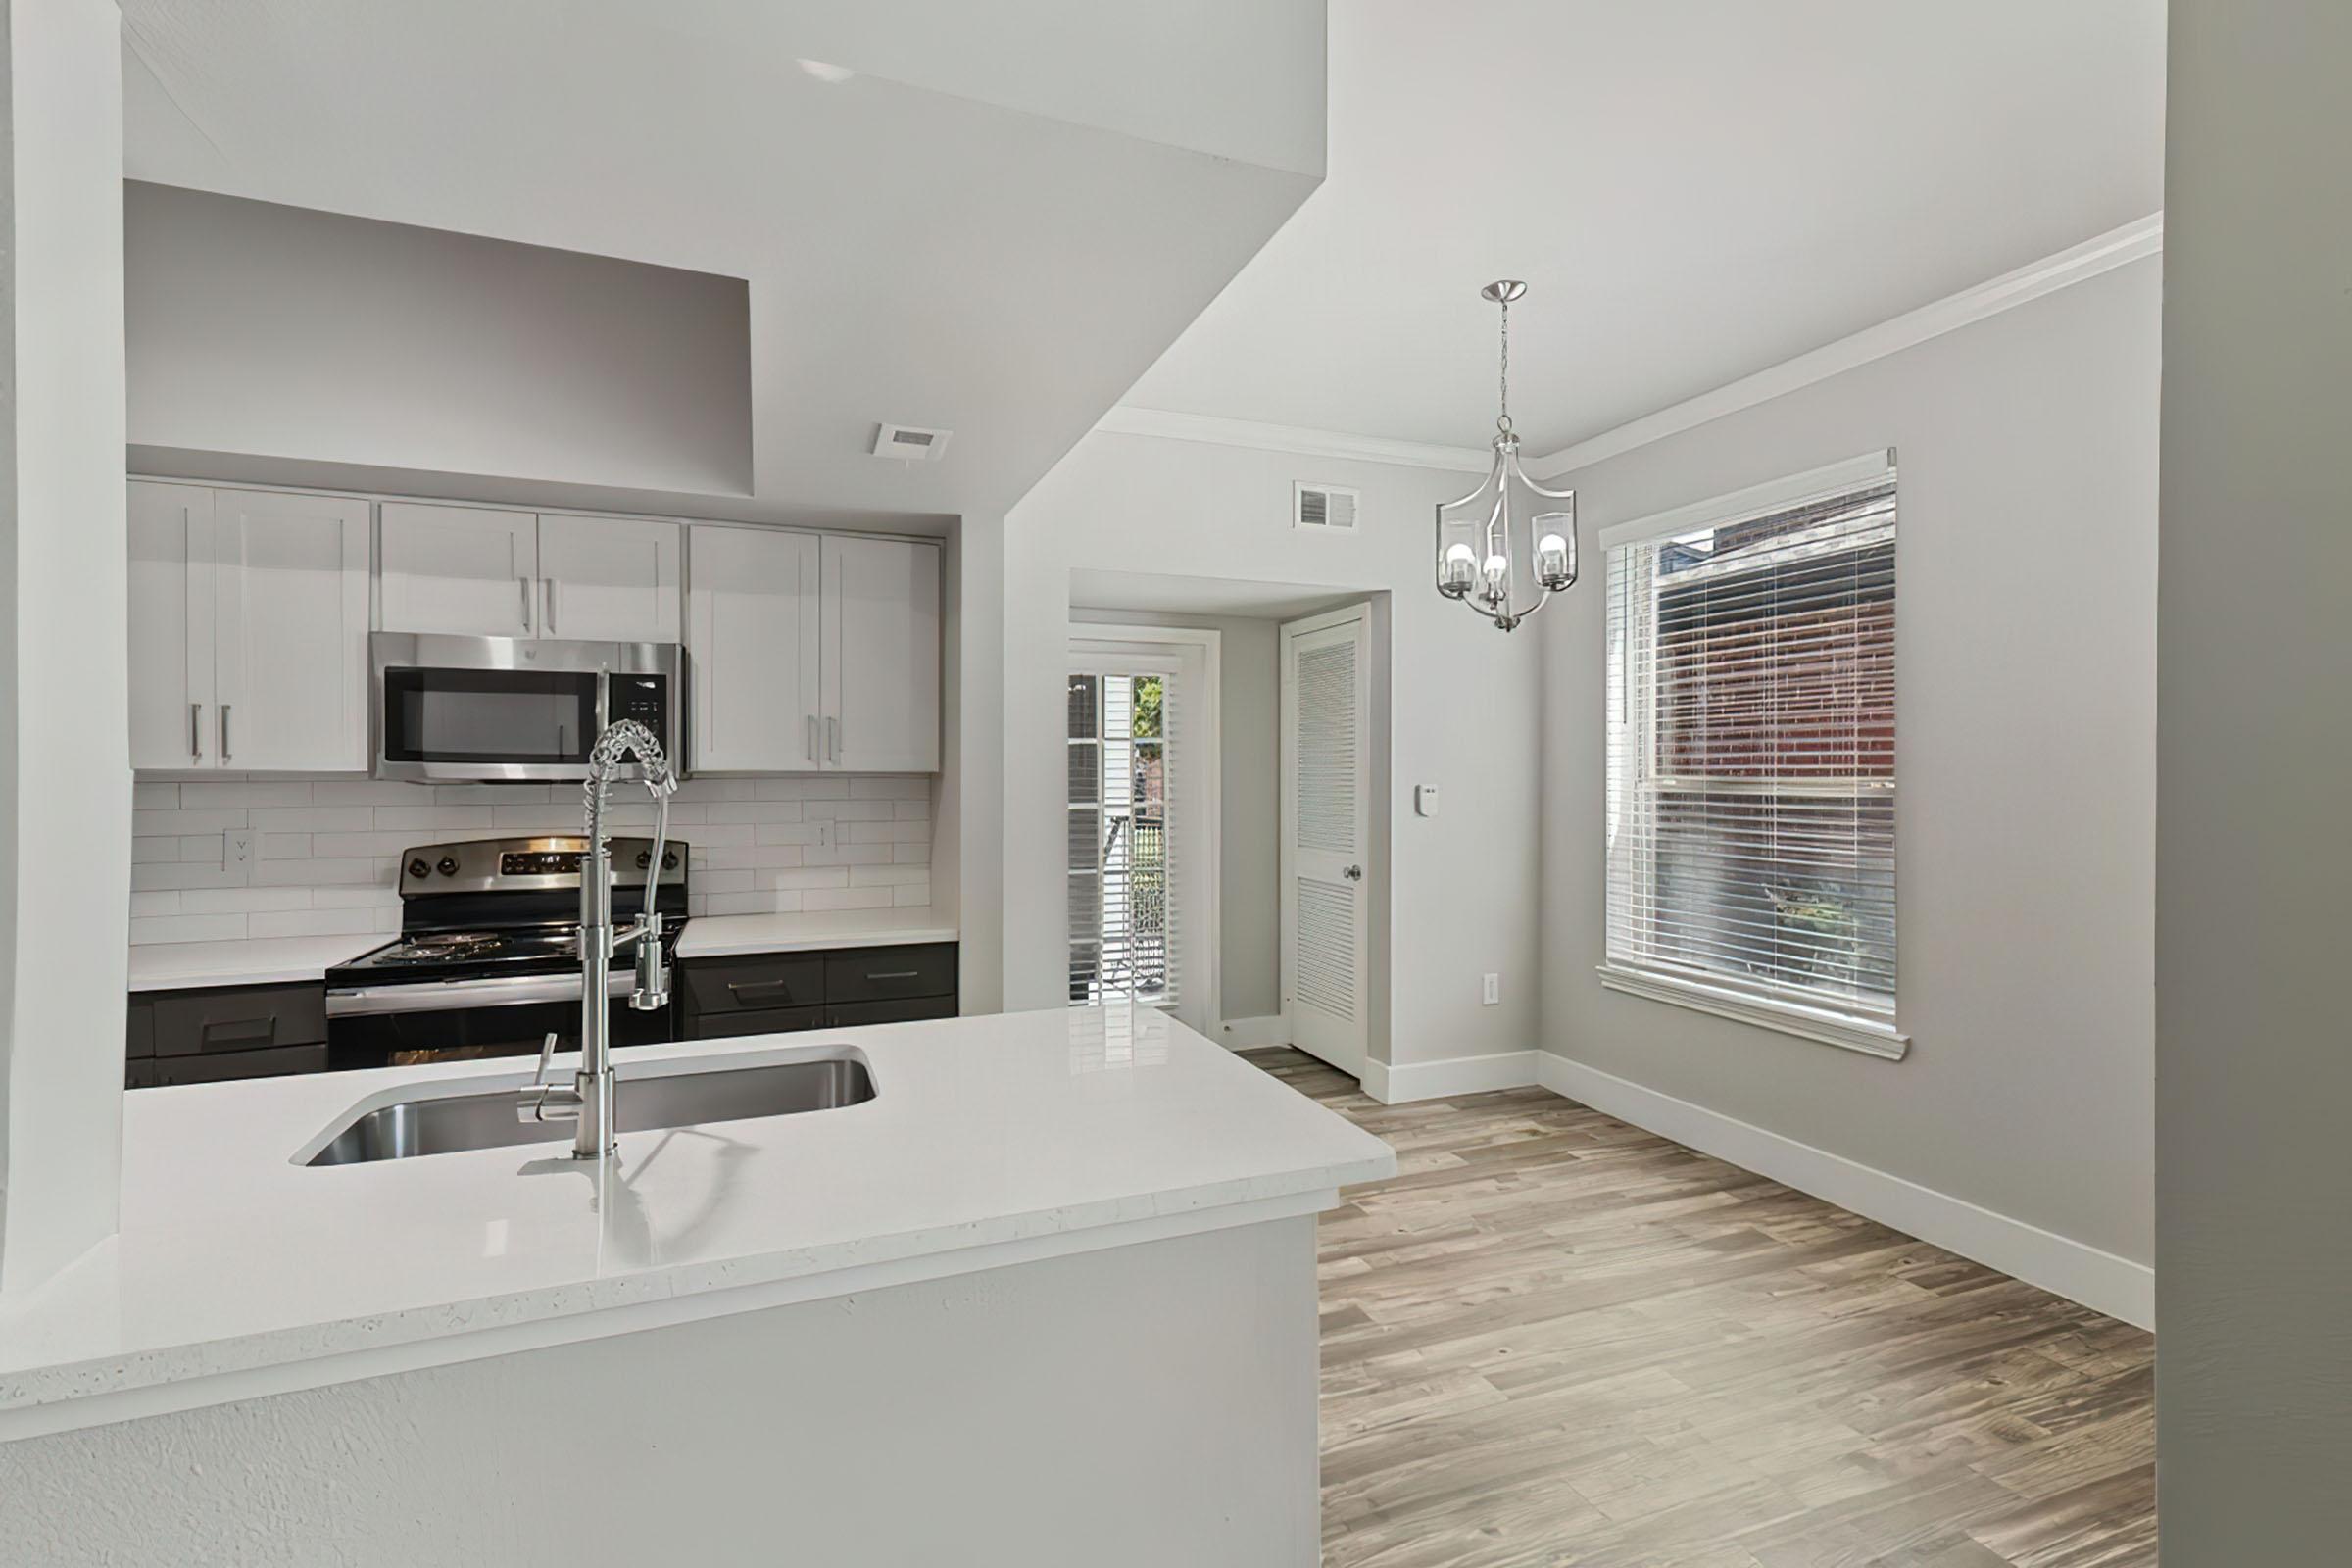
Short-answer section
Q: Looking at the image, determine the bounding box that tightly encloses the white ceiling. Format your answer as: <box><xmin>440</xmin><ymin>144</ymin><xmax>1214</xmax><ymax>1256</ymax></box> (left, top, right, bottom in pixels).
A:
<box><xmin>116</xmin><ymin>0</ymin><xmax>1326</xmax><ymax>524</ymax></box>
<box><xmin>1123</xmin><ymin>0</ymin><xmax>2168</xmax><ymax>457</ymax></box>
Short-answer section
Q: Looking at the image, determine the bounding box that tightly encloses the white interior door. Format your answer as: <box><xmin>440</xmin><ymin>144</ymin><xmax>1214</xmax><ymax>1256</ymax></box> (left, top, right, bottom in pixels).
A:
<box><xmin>127</xmin><ymin>481</ymin><xmax>216</xmax><ymax>770</ymax></box>
<box><xmin>820</xmin><ymin>535</ymin><xmax>941</xmax><ymax>771</ymax></box>
<box><xmin>1281</xmin><ymin>607</ymin><xmax>1371</xmax><ymax>1079</ymax></box>
<box><xmin>536</xmin><ymin>514</ymin><xmax>681</xmax><ymax>643</ymax></box>
<box><xmin>378</xmin><ymin>502</ymin><xmax>538</xmax><ymax>638</ymax></box>
<box><xmin>687</xmin><ymin>523</ymin><xmax>821</xmax><ymax>772</ymax></box>
<box><xmin>211</xmin><ymin>489</ymin><xmax>373</xmax><ymax>771</ymax></box>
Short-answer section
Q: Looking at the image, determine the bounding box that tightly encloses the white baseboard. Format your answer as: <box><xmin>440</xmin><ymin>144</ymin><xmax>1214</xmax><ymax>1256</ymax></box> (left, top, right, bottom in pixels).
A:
<box><xmin>1362</xmin><ymin>1050</ymin><xmax>1543</xmax><ymax>1106</ymax></box>
<box><xmin>1535</xmin><ymin>1053</ymin><xmax>2155</xmax><ymax>1330</ymax></box>
<box><xmin>1212</xmin><ymin>1015</ymin><xmax>1291</xmax><ymax>1051</ymax></box>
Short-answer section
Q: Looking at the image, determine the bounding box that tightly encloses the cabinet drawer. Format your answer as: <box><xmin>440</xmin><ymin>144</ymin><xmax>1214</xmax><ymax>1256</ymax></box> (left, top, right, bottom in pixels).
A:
<box><xmin>824</xmin><ymin>944</ymin><xmax>957</xmax><ymax>1004</ymax></box>
<box><xmin>827</xmin><ymin>996</ymin><xmax>957</xmax><ymax>1028</ymax></box>
<box><xmin>681</xmin><ymin>955</ymin><xmax>826</xmax><ymax>1015</ymax></box>
<box><xmin>150</xmin><ymin>984</ymin><xmax>327</xmax><ymax>1057</ymax></box>
<box><xmin>689</xmin><ymin>1004</ymin><xmax>826</xmax><ymax>1041</ymax></box>
<box><xmin>144</xmin><ymin>1043</ymin><xmax>329</xmax><ymax>1086</ymax></box>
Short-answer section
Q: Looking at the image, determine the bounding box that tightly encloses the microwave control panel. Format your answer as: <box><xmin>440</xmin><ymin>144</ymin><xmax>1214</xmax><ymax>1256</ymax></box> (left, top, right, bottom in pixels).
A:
<box><xmin>610</xmin><ymin>673</ymin><xmax>668</xmax><ymax>732</ymax></box>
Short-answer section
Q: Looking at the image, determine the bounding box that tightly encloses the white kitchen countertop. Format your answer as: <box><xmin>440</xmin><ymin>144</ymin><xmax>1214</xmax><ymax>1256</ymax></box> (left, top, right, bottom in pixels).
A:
<box><xmin>127</xmin><ymin>934</ymin><xmax>387</xmax><ymax>992</ymax></box>
<box><xmin>0</xmin><ymin>1007</ymin><xmax>1392</xmax><ymax>1438</ymax></box>
<box><xmin>673</xmin><ymin>906</ymin><xmax>958</xmax><ymax>957</ymax></box>
<box><xmin>124</xmin><ymin>909</ymin><xmax>960</xmax><ymax>995</ymax></box>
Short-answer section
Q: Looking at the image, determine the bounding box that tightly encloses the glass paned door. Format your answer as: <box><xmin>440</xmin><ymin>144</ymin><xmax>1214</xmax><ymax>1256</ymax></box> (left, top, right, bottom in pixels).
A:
<box><xmin>1067</xmin><ymin>669</ymin><xmax>1175</xmax><ymax>1011</ymax></box>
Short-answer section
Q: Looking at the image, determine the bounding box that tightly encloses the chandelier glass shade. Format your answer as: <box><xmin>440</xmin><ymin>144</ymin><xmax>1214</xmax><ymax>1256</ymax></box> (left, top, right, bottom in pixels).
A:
<box><xmin>1435</xmin><ymin>281</ymin><xmax>1577</xmax><ymax>632</ymax></box>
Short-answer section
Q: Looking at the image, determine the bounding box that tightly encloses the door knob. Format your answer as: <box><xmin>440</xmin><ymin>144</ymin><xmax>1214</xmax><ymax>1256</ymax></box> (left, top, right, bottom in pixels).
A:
<box><xmin>1344</xmin><ymin>864</ymin><xmax>1364</xmax><ymax>881</ymax></box>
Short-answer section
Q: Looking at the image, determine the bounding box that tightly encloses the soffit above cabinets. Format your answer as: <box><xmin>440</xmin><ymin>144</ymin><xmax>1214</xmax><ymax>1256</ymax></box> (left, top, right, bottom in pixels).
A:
<box><xmin>116</xmin><ymin>0</ymin><xmax>1327</xmax><ymax>524</ymax></box>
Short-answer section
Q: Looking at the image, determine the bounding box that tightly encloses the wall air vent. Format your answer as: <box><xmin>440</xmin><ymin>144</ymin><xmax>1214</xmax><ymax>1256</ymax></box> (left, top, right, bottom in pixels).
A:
<box><xmin>874</xmin><ymin>422</ymin><xmax>953</xmax><ymax>462</ymax></box>
<box><xmin>1294</xmin><ymin>482</ymin><xmax>1360</xmax><ymax>532</ymax></box>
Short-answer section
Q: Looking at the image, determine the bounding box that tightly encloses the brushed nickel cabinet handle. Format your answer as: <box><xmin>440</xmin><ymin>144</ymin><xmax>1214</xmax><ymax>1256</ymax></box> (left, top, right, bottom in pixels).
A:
<box><xmin>519</xmin><ymin>575</ymin><xmax>533</xmax><ymax>633</ymax></box>
<box><xmin>220</xmin><ymin>704</ymin><xmax>233</xmax><ymax>762</ymax></box>
<box><xmin>543</xmin><ymin>577</ymin><xmax>557</xmax><ymax>634</ymax></box>
<box><xmin>190</xmin><ymin>702</ymin><xmax>203</xmax><ymax>760</ymax></box>
<box><xmin>807</xmin><ymin>714</ymin><xmax>816</xmax><ymax>762</ymax></box>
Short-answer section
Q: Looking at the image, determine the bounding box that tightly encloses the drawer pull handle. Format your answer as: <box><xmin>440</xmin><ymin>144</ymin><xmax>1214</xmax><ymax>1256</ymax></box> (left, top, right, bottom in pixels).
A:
<box><xmin>865</xmin><ymin>970</ymin><xmax>919</xmax><ymax>982</ymax></box>
<box><xmin>726</xmin><ymin>980</ymin><xmax>796</xmax><ymax>1003</ymax></box>
<box><xmin>202</xmin><ymin>1017</ymin><xmax>277</xmax><ymax>1048</ymax></box>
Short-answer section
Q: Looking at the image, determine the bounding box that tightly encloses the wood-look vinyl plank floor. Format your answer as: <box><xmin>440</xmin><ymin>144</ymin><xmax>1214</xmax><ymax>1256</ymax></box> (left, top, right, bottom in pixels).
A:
<box><xmin>1239</xmin><ymin>1049</ymin><xmax>2157</xmax><ymax>1568</ymax></box>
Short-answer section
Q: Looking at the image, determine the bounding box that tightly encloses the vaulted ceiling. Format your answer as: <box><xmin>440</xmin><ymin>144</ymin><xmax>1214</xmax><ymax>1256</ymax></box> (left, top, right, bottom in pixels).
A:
<box><xmin>1122</xmin><ymin>0</ymin><xmax>2167</xmax><ymax>458</ymax></box>
<box><xmin>117</xmin><ymin>0</ymin><xmax>1327</xmax><ymax>523</ymax></box>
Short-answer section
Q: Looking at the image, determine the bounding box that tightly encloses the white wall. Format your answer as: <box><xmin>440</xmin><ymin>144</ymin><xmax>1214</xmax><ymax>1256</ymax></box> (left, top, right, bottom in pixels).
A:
<box><xmin>1539</xmin><ymin>259</ymin><xmax>2160</xmax><ymax>1275</ymax></box>
<box><xmin>1001</xmin><ymin>431</ymin><xmax>1541</xmax><ymax>1070</ymax></box>
<box><xmin>0</xmin><ymin>0</ymin><xmax>129</xmax><ymax>1297</ymax></box>
<box><xmin>1066</xmin><ymin>608</ymin><xmax>1285</xmax><ymax>1022</ymax></box>
<box><xmin>125</xmin><ymin>182</ymin><xmax>754</xmax><ymax>497</ymax></box>
<box><xmin>2156</xmin><ymin>2</ymin><xmax>2352</xmax><ymax>1554</ymax></box>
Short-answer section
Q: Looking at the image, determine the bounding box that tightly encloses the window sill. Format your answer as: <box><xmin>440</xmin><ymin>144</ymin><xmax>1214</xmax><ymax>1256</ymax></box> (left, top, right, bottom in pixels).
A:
<box><xmin>1594</xmin><ymin>964</ymin><xmax>1910</xmax><ymax>1060</ymax></box>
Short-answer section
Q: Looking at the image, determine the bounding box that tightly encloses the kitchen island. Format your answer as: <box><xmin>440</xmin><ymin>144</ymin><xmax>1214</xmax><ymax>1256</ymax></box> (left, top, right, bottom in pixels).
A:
<box><xmin>0</xmin><ymin>1007</ymin><xmax>1392</xmax><ymax>1566</ymax></box>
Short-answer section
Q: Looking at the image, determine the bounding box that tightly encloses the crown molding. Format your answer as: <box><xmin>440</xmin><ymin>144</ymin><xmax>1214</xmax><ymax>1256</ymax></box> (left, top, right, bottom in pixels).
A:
<box><xmin>1530</xmin><ymin>213</ymin><xmax>2164</xmax><ymax>481</ymax></box>
<box><xmin>1092</xmin><ymin>406</ymin><xmax>1492</xmax><ymax>474</ymax></box>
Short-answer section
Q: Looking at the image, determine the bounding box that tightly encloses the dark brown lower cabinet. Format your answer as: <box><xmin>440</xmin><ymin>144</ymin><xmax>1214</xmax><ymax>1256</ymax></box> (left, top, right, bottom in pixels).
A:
<box><xmin>681</xmin><ymin>943</ymin><xmax>958</xmax><ymax>1040</ymax></box>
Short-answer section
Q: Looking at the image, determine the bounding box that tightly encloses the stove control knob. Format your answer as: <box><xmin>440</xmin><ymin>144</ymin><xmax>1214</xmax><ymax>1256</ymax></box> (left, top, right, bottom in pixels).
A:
<box><xmin>408</xmin><ymin>858</ymin><xmax>430</xmax><ymax>880</ymax></box>
<box><xmin>635</xmin><ymin>851</ymin><xmax>652</xmax><ymax>870</ymax></box>
<box><xmin>662</xmin><ymin>851</ymin><xmax>679</xmax><ymax>871</ymax></box>
<box><xmin>436</xmin><ymin>857</ymin><xmax>460</xmax><ymax>877</ymax></box>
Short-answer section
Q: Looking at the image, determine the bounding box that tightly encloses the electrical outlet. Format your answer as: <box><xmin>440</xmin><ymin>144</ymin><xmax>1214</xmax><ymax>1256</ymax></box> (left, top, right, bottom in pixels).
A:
<box><xmin>1482</xmin><ymin>972</ymin><xmax>1500</xmax><ymax>1006</ymax></box>
<box><xmin>224</xmin><ymin>829</ymin><xmax>255</xmax><ymax>868</ymax></box>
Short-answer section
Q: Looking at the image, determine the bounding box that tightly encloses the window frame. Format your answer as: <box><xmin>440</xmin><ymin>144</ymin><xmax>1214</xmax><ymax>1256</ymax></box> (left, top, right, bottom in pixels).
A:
<box><xmin>1598</xmin><ymin>451</ymin><xmax>1909</xmax><ymax>1060</ymax></box>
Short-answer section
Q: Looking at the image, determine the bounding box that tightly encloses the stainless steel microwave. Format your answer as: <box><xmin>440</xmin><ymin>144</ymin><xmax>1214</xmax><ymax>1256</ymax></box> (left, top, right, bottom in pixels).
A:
<box><xmin>370</xmin><ymin>633</ymin><xmax>684</xmax><ymax>783</ymax></box>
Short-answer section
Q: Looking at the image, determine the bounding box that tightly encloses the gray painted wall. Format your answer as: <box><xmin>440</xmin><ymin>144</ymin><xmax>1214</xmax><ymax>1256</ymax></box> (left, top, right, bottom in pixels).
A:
<box><xmin>1069</xmin><ymin>608</ymin><xmax>1284</xmax><ymax>1021</ymax></box>
<box><xmin>1004</xmin><ymin>431</ymin><xmax>1542</xmax><ymax>1070</ymax></box>
<box><xmin>2156</xmin><ymin>2</ymin><xmax>2352</xmax><ymax>1555</ymax></box>
<box><xmin>124</xmin><ymin>182</ymin><xmax>754</xmax><ymax>497</ymax></box>
<box><xmin>1539</xmin><ymin>258</ymin><xmax>2160</xmax><ymax>1268</ymax></box>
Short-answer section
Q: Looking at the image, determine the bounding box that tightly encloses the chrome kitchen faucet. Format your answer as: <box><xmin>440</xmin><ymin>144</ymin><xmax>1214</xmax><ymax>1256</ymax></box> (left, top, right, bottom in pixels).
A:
<box><xmin>520</xmin><ymin>718</ymin><xmax>678</xmax><ymax>1158</ymax></box>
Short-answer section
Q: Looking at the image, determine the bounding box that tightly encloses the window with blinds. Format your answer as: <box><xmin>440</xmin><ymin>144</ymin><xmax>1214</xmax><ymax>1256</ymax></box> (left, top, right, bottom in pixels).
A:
<box><xmin>1604</xmin><ymin>454</ymin><xmax>1897</xmax><ymax>1039</ymax></box>
<box><xmin>1067</xmin><ymin>668</ymin><xmax>1182</xmax><ymax>1013</ymax></box>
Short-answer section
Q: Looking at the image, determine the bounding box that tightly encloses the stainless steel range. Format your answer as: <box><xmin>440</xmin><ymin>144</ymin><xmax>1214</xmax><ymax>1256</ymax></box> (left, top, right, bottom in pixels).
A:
<box><xmin>324</xmin><ymin>835</ymin><xmax>688</xmax><ymax>1067</ymax></box>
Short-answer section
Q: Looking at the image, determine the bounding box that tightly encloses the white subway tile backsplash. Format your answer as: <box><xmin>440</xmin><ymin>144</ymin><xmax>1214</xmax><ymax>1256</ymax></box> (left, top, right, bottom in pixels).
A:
<box><xmin>129</xmin><ymin>912</ymin><xmax>251</xmax><ymax>945</ymax></box>
<box><xmin>247</xmin><ymin>907</ymin><xmax>389</xmax><ymax>940</ymax></box>
<box><xmin>129</xmin><ymin>773</ymin><xmax>939</xmax><ymax>942</ymax></box>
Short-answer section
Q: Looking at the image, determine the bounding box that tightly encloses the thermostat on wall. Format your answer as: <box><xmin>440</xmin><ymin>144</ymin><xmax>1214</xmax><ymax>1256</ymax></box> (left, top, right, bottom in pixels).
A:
<box><xmin>1415</xmin><ymin>785</ymin><xmax>1440</xmax><ymax>817</ymax></box>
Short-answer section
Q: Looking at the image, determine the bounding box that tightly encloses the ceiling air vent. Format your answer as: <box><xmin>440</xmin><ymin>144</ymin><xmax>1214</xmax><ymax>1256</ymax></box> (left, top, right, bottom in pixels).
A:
<box><xmin>1294</xmin><ymin>482</ymin><xmax>1360</xmax><ymax>532</ymax></box>
<box><xmin>874</xmin><ymin>422</ymin><xmax>953</xmax><ymax>462</ymax></box>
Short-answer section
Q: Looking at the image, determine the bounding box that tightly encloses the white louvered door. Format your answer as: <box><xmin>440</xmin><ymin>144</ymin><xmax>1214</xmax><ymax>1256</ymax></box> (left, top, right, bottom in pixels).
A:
<box><xmin>1282</xmin><ymin>607</ymin><xmax>1370</xmax><ymax>1078</ymax></box>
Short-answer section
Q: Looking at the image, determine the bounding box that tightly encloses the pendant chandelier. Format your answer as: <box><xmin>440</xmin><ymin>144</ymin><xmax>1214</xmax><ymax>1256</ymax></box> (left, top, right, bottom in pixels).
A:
<box><xmin>1435</xmin><ymin>281</ymin><xmax>1577</xmax><ymax>631</ymax></box>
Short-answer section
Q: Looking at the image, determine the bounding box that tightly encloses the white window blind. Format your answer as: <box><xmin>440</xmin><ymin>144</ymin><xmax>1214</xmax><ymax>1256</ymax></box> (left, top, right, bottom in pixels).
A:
<box><xmin>1604</xmin><ymin>454</ymin><xmax>1898</xmax><ymax>1039</ymax></box>
<box><xmin>1067</xmin><ymin>666</ymin><xmax>1183</xmax><ymax>1014</ymax></box>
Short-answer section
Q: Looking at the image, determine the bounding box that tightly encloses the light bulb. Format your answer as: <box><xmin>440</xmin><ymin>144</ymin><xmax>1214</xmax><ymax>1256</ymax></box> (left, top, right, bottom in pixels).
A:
<box><xmin>1536</xmin><ymin>532</ymin><xmax>1570</xmax><ymax>588</ymax></box>
<box><xmin>1440</xmin><ymin>542</ymin><xmax>1478</xmax><ymax>598</ymax></box>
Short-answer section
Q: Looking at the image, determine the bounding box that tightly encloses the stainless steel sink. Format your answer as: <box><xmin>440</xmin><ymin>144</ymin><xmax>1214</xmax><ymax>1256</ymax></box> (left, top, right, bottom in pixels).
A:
<box><xmin>306</xmin><ymin>1052</ymin><xmax>875</xmax><ymax>1166</ymax></box>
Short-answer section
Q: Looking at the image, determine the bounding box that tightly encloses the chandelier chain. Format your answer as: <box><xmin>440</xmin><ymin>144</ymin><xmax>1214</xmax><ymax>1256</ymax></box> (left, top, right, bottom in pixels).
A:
<box><xmin>1496</xmin><ymin>298</ymin><xmax>1512</xmax><ymax>435</ymax></box>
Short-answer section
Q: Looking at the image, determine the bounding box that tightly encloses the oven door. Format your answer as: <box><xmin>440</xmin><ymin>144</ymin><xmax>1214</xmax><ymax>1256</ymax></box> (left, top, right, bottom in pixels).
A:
<box><xmin>371</xmin><ymin>633</ymin><xmax>679</xmax><ymax>782</ymax></box>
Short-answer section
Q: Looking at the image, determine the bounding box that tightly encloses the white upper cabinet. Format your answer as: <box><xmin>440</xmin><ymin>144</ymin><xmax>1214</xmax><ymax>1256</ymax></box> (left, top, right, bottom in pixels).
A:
<box><xmin>127</xmin><ymin>481</ymin><xmax>370</xmax><ymax>772</ymax></box>
<box><xmin>686</xmin><ymin>524</ymin><xmax>821</xmax><ymax>773</ymax></box>
<box><xmin>536</xmin><ymin>514</ymin><xmax>681</xmax><ymax>644</ymax></box>
<box><xmin>378</xmin><ymin>503</ymin><xmax>680</xmax><ymax>644</ymax></box>
<box><xmin>378</xmin><ymin>502</ymin><xmax>538</xmax><ymax>638</ymax></box>
<box><xmin>683</xmin><ymin>528</ymin><xmax>941</xmax><ymax>774</ymax></box>
<box><xmin>128</xmin><ymin>482</ymin><xmax>217</xmax><ymax>770</ymax></box>
<box><xmin>821</xmin><ymin>534</ymin><xmax>941</xmax><ymax>773</ymax></box>
<box><xmin>211</xmin><ymin>490</ymin><xmax>373</xmax><ymax>771</ymax></box>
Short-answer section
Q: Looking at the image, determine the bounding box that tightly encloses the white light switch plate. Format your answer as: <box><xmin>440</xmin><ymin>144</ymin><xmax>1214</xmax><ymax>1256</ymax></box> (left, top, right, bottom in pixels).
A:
<box><xmin>1482</xmin><ymin>972</ymin><xmax>1499</xmax><ymax>1005</ymax></box>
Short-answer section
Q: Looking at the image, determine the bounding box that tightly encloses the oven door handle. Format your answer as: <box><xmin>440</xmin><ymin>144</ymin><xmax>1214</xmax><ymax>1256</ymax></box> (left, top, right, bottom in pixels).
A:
<box><xmin>326</xmin><ymin>971</ymin><xmax>637</xmax><ymax>1018</ymax></box>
